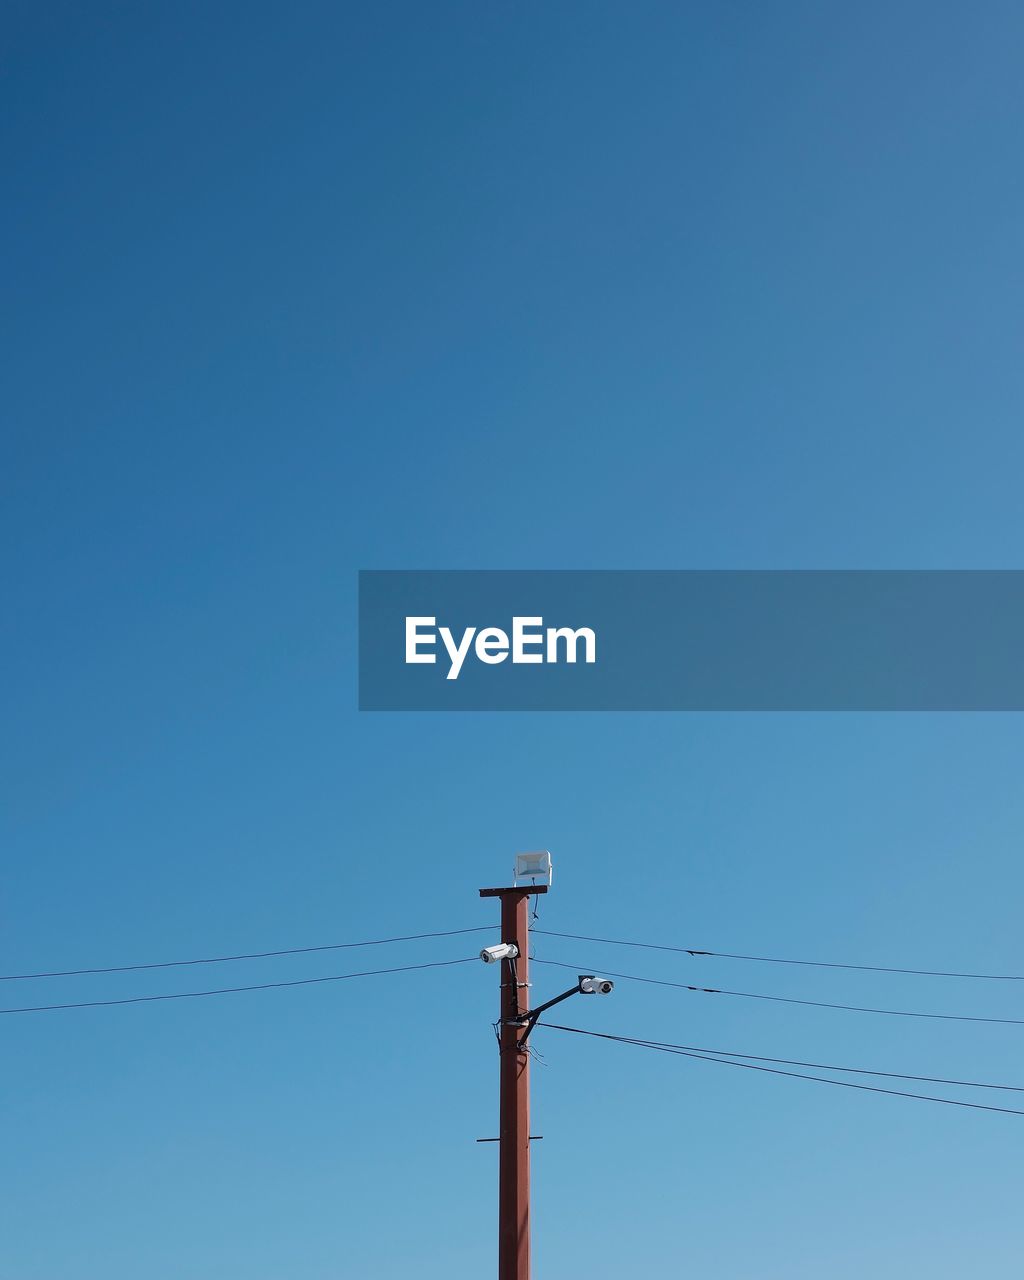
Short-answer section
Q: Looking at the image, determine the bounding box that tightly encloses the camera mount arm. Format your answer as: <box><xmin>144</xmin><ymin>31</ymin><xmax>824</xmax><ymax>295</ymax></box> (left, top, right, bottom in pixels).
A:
<box><xmin>515</xmin><ymin>976</ymin><xmax>600</xmax><ymax>1049</ymax></box>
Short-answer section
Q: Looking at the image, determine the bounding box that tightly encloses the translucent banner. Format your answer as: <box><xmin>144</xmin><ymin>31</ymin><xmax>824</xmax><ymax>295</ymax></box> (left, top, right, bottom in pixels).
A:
<box><xmin>358</xmin><ymin>570</ymin><xmax>1024</xmax><ymax>711</ymax></box>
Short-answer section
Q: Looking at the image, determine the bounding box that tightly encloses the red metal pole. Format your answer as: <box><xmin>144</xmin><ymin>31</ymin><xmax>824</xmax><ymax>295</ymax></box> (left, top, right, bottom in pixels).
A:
<box><xmin>499</xmin><ymin>890</ymin><xmax>531</xmax><ymax>1280</ymax></box>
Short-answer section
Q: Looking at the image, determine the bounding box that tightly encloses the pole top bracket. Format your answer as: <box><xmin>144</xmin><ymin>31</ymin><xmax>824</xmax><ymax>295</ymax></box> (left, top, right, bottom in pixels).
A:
<box><xmin>479</xmin><ymin>885</ymin><xmax>549</xmax><ymax>898</ymax></box>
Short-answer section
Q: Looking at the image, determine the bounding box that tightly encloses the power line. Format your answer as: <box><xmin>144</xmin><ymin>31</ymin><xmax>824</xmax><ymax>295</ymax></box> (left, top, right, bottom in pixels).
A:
<box><xmin>533</xmin><ymin>958</ymin><xmax>1024</xmax><ymax>1027</ymax></box>
<box><xmin>17</xmin><ymin>921</ymin><xmax>1013</xmax><ymax>988</ymax></box>
<box><xmin>533</xmin><ymin>929</ymin><xmax>1024</xmax><ymax>982</ymax></box>
<box><xmin>537</xmin><ymin>1024</ymin><xmax>1024</xmax><ymax>1092</ymax></box>
<box><xmin>0</xmin><ymin>927</ymin><xmax>497</xmax><ymax>982</ymax></box>
<box><xmin>538</xmin><ymin>1024</ymin><xmax>1024</xmax><ymax>1118</ymax></box>
<box><xmin>0</xmin><ymin>956</ymin><xmax>476</xmax><ymax>1016</ymax></box>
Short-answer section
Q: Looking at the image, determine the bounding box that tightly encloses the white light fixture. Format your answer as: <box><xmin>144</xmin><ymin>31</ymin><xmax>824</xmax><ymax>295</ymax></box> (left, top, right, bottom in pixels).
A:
<box><xmin>514</xmin><ymin>851</ymin><xmax>553</xmax><ymax>887</ymax></box>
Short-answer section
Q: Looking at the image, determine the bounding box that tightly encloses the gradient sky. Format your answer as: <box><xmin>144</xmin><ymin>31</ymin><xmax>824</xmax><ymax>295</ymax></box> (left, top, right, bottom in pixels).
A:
<box><xmin>4</xmin><ymin>4</ymin><xmax>1024</xmax><ymax>1277</ymax></box>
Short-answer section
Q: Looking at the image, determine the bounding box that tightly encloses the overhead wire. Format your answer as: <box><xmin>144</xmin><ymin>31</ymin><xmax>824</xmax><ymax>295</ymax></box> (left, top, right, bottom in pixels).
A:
<box><xmin>538</xmin><ymin>1024</ymin><xmax>1024</xmax><ymax>1118</ymax></box>
<box><xmin>0</xmin><ymin>956</ymin><xmax>477</xmax><ymax>1016</ymax></box>
<box><xmin>533</xmin><ymin>929</ymin><xmax>1024</xmax><ymax>982</ymax></box>
<box><xmin>12</xmin><ymin>922</ymin><xmax>1018</xmax><ymax>986</ymax></box>
<box><xmin>0</xmin><ymin>926</ymin><xmax>497</xmax><ymax>982</ymax></box>
<box><xmin>533</xmin><ymin>958</ymin><xmax>1024</xmax><ymax>1027</ymax></box>
<box><xmin>536</xmin><ymin>1024</ymin><xmax>1024</xmax><ymax>1092</ymax></box>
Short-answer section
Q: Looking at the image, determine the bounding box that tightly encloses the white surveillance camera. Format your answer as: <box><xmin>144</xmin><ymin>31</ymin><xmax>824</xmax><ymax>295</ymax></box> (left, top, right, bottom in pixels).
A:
<box><xmin>480</xmin><ymin>943</ymin><xmax>520</xmax><ymax>964</ymax></box>
<box><xmin>578</xmin><ymin>975</ymin><xmax>614</xmax><ymax>995</ymax></box>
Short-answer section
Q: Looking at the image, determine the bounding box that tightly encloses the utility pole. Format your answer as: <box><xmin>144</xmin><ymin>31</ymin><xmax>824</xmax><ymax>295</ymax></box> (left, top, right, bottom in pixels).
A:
<box><xmin>479</xmin><ymin>881</ymin><xmax>545</xmax><ymax>1280</ymax></box>
<box><xmin>479</xmin><ymin>852</ymin><xmax>612</xmax><ymax>1280</ymax></box>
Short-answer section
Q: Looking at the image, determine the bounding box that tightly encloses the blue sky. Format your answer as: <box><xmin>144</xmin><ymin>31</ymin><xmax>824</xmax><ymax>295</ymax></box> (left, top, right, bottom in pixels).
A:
<box><xmin>4</xmin><ymin>3</ymin><xmax>1024</xmax><ymax>1276</ymax></box>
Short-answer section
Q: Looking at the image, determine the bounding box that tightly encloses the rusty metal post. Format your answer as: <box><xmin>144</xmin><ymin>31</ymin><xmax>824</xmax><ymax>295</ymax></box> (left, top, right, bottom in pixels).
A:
<box><xmin>480</xmin><ymin>883</ymin><xmax>547</xmax><ymax>1280</ymax></box>
<box><xmin>499</xmin><ymin>889</ymin><xmax>530</xmax><ymax>1280</ymax></box>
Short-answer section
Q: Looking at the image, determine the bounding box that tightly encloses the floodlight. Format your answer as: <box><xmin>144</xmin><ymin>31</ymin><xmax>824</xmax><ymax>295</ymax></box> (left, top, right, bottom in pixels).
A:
<box><xmin>514</xmin><ymin>851</ymin><xmax>553</xmax><ymax>887</ymax></box>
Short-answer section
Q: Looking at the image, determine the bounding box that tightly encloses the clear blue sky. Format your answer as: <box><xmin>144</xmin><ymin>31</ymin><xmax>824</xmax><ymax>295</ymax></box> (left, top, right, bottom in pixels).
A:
<box><xmin>4</xmin><ymin>3</ymin><xmax>1024</xmax><ymax>1276</ymax></box>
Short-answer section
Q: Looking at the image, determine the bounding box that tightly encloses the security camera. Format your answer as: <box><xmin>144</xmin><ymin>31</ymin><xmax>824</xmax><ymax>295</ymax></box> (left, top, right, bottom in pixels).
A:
<box><xmin>578</xmin><ymin>975</ymin><xmax>614</xmax><ymax>995</ymax></box>
<box><xmin>480</xmin><ymin>943</ymin><xmax>520</xmax><ymax>964</ymax></box>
